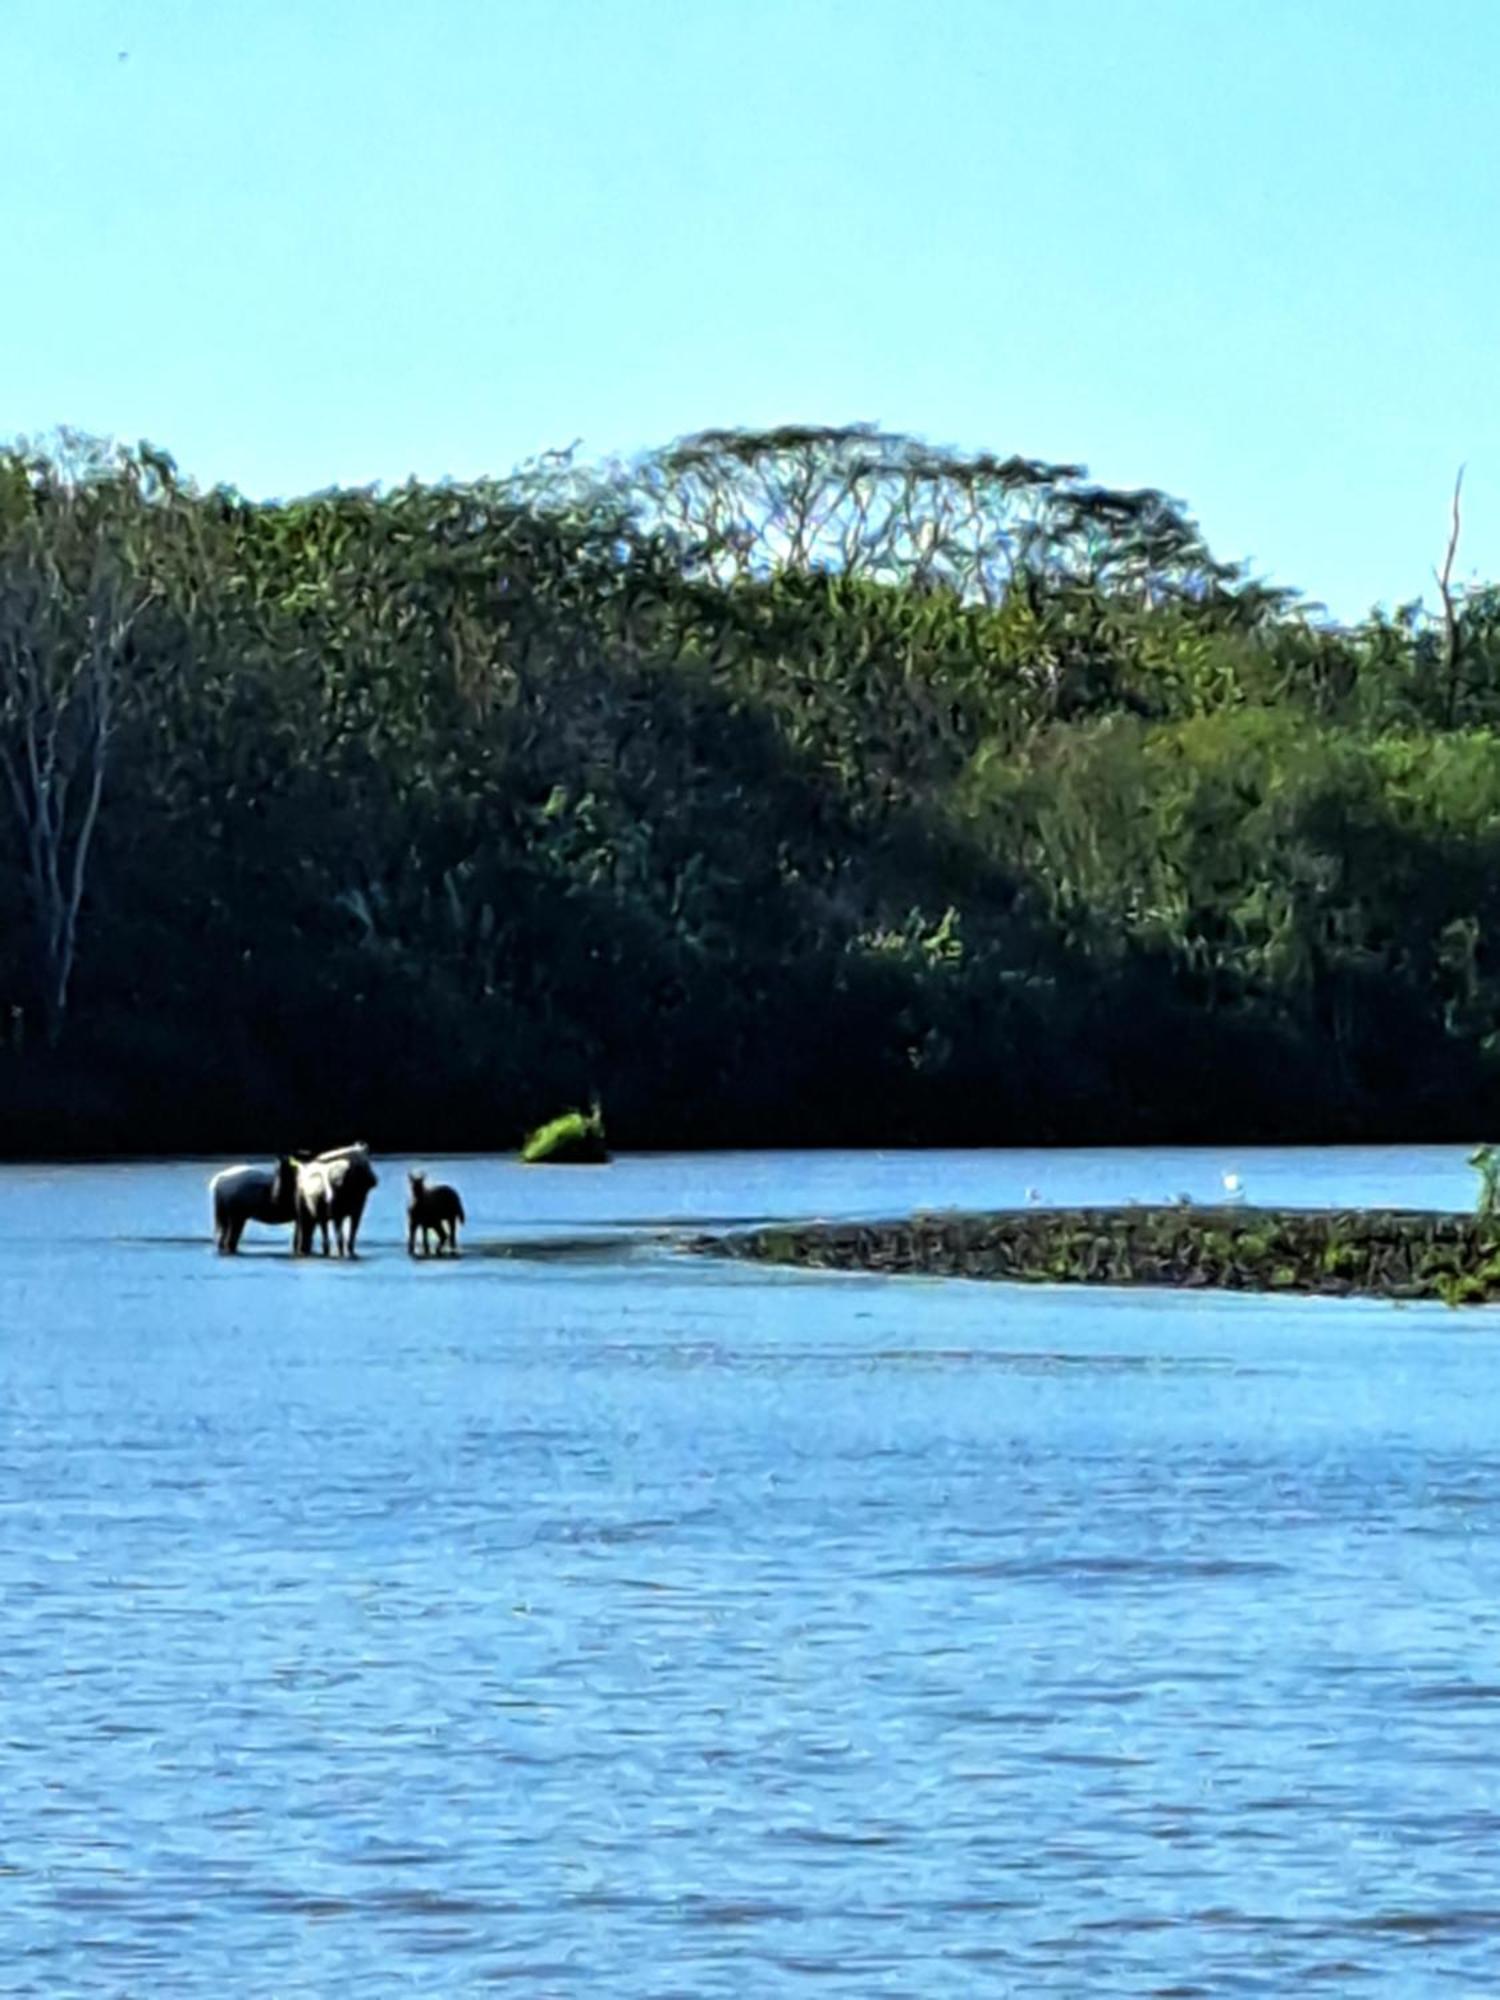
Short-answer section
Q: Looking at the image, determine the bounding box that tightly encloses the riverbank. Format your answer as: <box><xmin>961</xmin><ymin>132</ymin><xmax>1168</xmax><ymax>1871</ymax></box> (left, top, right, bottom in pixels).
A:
<box><xmin>691</xmin><ymin>1206</ymin><xmax>1500</xmax><ymax>1305</ymax></box>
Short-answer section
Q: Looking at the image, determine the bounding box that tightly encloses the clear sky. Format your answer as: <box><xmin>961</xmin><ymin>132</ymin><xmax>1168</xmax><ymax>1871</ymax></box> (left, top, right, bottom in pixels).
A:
<box><xmin>5</xmin><ymin>0</ymin><xmax>1496</xmax><ymax>619</ymax></box>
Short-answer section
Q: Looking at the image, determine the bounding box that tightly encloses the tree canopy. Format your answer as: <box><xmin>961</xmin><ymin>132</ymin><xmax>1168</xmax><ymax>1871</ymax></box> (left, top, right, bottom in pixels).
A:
<box><xmin>0</xmin><ymin>424</ymin><xmax>1495</xmax><ymax>1155</ymax></box>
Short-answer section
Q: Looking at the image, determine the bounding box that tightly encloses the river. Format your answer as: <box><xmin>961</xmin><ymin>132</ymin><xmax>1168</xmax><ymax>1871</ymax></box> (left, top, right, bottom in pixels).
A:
<box><xmin>2</xmin><ymin>1145</ymin><xmax>1498</xmax><ymax>1993</ymax></box>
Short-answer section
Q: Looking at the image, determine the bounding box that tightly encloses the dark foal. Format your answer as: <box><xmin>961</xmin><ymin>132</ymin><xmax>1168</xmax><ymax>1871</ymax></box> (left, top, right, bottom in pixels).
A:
<box><xmin>407</xmin><ymin>1171</ymin><xmax>465</xmax><ymax>1256</ymax></box>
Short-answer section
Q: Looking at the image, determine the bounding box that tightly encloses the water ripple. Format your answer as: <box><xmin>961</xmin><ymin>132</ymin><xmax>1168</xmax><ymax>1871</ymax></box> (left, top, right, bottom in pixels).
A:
<box><xmin>4</xmin><ymin>1152</ymin><xmax>1500</xmax><ymax>1994</ymax></box>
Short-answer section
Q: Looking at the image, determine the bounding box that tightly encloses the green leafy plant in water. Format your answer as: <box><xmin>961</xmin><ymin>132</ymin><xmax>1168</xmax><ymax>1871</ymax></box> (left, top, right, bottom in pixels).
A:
<box><xmin>1469</xmin><ymin>1145</ymin><xmax>1500</xmax><ymax>1220</ymax></box>
<box><xmin>1320</xmin><ymin>1240</ymin><xmax>1363</xmax><ymax>1278</ymax></box>
<box><xmin>1438</xmin><ymin>1247</ymin><xmax>1500</xmax><ymax>1307</ymax></box>
<box><xmin>1438</xmin><ymin>1267</ymin><xmax>1490</xmax><ymax>1308</ymax></box>
<box><xmin>521</xmin><ymin>1097</ymin><xmax>609</xmax><ymax>1164</ymax></box>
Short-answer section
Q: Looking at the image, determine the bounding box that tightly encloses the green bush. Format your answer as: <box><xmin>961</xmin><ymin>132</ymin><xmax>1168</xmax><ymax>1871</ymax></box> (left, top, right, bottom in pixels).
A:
<box><xmin>521</xmin><ymin>1102</ymin><xmax>610</xmax><ymax>1165</ymax></box>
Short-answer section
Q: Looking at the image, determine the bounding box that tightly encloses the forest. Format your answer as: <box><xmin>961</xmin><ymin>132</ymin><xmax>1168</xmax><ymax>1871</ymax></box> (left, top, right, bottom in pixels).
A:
<box><xmin>2</xmin><ymin>424</ymin><xmax>1498</xmax><ymax>1157</ymax></box>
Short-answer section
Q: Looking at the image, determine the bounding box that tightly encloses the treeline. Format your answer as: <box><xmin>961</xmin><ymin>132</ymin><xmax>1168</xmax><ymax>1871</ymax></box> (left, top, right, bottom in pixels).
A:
<box><xmin>1</xmin><ymin>424</ymin><xmax>1498</xmax><ymax>1155</ymax></box>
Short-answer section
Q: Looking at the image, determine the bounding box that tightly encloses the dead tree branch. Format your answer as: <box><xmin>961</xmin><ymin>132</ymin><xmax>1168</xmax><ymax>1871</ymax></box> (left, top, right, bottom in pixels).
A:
<box><xmin>1438</xmin><ymin>464</ymin><xmax>1466</xmax><ymax>727</ymax></box>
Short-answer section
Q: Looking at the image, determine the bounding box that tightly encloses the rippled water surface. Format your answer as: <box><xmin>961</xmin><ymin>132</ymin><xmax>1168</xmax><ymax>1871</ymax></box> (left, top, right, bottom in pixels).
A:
<box><xmin>4</xmin><ymin>1144</ymin><xmax>1500</xmax><ymax>1993</ymax></box>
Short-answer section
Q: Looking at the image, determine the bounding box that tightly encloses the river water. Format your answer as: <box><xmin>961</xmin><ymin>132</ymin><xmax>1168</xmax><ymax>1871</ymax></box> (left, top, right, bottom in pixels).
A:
<box><xmin>3</xmin><ymin>1145</ymin><xmax>1499</xmax><ymax>1993</ymax></box>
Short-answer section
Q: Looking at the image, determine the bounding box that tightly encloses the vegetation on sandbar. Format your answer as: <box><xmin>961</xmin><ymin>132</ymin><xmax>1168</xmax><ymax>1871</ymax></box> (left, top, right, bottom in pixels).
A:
<box><xmin>693</xmin><ymin>1206</ymin><xmax>1500</xmax><ymax>1306</ymax></box>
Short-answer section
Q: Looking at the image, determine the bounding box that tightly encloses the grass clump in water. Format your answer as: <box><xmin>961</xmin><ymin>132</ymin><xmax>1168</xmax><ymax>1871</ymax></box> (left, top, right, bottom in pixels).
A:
<box><xmin>521</xmin><ymin>1099</ymin><xmax>610</xmax><ymax>1165</ymax></box>
<box><xmin>1470</xmin><ymin>1145</ymin><xmax>1500</xmax><ymax>1220</ymax></box>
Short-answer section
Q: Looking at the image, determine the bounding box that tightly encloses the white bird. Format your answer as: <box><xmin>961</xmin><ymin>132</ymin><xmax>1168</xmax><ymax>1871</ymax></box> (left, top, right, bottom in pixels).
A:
<box><xmin>1025</xmin><ymin>1187</ymin><xmax>1042</xmax><ymax>1203</ymax></box>
<box><xmin>1222</xmin><ymin>1171</ymin><xmax>1243</xmax><ymax>1199</ymax></box>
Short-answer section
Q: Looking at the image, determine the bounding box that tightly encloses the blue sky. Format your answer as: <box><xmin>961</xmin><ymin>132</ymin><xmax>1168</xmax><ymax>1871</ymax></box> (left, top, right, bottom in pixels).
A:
<box><xmin>5</xmin><ymin>0</ymin><xmax>1495</xmax><ymax>619</ymax></box>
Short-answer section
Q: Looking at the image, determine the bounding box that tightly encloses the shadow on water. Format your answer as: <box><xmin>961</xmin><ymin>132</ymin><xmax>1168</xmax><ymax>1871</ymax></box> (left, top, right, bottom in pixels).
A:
<box><xmin>118</xmin><ymin>1230</ymin><xmax>688</xmax><ymax>1264</ymax></box>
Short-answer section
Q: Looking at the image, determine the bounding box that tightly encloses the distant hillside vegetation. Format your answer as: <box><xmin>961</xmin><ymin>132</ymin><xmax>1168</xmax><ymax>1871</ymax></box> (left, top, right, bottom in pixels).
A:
<box><xmin>2</xmin><ymin>426</ymin><xmax>1498</xmax><ymax>1154</ymax></box>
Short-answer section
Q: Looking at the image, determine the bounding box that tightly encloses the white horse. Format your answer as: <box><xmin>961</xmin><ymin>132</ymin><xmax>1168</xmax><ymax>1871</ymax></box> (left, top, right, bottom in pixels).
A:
<box><xmin>209</xmin><ymin>1157</ymin><xmax>298</xmax><ymax>1254</ymax></box>
<box><xmin>292</xmin><ymin>1144</ymin><xmax>378</xmax><ymax>1258</ymax></box>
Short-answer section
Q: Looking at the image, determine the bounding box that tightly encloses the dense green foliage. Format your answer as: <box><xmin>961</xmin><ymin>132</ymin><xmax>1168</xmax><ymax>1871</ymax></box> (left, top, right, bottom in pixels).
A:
<box><xmin>2</xmin><ymin>423</ymin><xmax>1498</xmax><ymax>1155</ymax></box>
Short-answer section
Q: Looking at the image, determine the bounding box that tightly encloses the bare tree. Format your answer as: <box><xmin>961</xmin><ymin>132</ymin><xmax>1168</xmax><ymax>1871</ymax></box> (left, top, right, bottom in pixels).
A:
<box><xmin>617</xmin><ymin>425</ymin><xmax>1233</xmax><ymax>607</ymax></box>
<box><xmin>1436</xmin><ymin>464</ymin><xmax>1466</xmax><ymax>728</ymax></box>
<box><xmin>0</xmin><ymin>438</ymin><xmax>161</xmax><ymax>1046</ymax></box>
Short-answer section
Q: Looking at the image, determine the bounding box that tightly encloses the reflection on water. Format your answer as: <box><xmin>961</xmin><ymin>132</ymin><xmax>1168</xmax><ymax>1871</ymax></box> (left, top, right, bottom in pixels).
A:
<box><xmin>1</xmin><ymin>1146</ymin><xmax>1498</xmax><ymax>1994</ymax></box>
